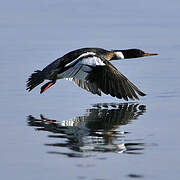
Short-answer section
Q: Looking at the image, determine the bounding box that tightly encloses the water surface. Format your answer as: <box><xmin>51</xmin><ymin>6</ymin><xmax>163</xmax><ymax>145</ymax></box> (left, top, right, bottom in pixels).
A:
<box><xmin>1</xmin><ymin>0</ymin><xmax>180</xmax><ymax>179</ymax></box>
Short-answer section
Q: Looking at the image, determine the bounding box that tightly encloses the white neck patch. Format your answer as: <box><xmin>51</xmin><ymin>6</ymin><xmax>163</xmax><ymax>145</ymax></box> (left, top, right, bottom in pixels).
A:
<box><xmin>114</xmin><ymin>51</ymin><xmax>124</xmax><ymax>59</ymax></box>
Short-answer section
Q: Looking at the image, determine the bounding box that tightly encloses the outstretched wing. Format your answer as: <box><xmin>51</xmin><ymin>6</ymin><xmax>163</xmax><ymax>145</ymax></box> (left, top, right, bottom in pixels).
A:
<box><xmin>65</xmin><ymin>54</ymin><xmax>146</xmax><ymax>101</ymax></box>
<box><xmin>86</xmin><ymin>60</ymin><xmax>146</xmax><ymax>100</ymax></box>
<box><xmin>67</xmin><ymin>78</ymin><xmax>101</xmax><ymax>96</ymax></box>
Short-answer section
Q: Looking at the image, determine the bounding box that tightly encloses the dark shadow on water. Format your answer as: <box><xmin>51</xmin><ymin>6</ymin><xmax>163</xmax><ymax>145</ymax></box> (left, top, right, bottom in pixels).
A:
<box><xmin>27</xmin><ymin>103</ymin><xmax>147</xmax><ymax>158</ymax></box>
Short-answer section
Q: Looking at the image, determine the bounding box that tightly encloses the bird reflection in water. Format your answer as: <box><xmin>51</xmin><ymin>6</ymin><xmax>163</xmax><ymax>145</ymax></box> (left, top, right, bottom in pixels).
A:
<box><xmin>27</xmin><ymin>103</ymin><xmax>146</xmax><ymax>157</ymax></box>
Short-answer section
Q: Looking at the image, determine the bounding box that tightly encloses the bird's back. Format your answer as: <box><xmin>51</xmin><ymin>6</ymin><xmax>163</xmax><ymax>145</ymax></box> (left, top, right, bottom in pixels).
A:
<box><xmin>41</xmin><ymin>48</ymin><xmax>110</xmax><ymax>79</ymax></box>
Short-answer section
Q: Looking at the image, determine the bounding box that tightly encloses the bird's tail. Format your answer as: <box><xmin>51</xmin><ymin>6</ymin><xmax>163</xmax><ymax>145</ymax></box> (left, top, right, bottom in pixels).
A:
<box><xmin>26</xmin><ymin>70</ymin><xmax>45</xmax><ymax>92</ymax></box>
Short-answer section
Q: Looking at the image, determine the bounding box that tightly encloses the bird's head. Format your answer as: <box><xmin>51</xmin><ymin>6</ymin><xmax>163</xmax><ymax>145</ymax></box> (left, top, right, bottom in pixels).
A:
<box><xmin>112</xmin><ymin>49</ymin><xmax>158</xmax><ymax>60</ymax></box>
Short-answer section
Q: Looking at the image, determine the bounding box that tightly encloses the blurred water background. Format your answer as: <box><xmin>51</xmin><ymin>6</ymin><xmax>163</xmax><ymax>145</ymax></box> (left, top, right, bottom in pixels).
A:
<box><xmin>0</xmin><ymin>0</ymin><xmax>180</xmax><ymax>179</ymax></box>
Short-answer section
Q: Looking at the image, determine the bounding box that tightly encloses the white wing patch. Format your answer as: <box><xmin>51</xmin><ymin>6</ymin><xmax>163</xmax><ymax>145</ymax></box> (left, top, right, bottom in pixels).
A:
<box><xmin>58</xmin><ymin>53</ymin><xmax>105</xmax><ymax>80</ymax></box>
<box><xmin>81</xmin><ymin>56</ymin><xmax>105</xmax><ymax>66</ymax></box>
<box><xmin>65</xmin><ymin>52</ymin><xmax>96</xmax><ymax>67</ymax></box>
<box><xmin>78</xmin><ymin>52</ymin><xmax>96</xmax><ymax>59</ymax></box>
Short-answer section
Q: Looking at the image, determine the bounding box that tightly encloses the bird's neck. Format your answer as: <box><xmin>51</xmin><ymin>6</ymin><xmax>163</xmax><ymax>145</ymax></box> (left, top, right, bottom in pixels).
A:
<box><xmin>119</xmin><ymin>49</ymin><xmax>140</xmax><ymax>59</ymax></box>
<box><xmin>112</xmin><ymin>49</ymin><xmax>139</xmax><ymax>59</ymax></box>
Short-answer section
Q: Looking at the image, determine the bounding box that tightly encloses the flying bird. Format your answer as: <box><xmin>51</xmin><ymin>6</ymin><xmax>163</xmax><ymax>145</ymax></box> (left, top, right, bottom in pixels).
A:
<box><xmin>26</xmin><ymin>47</ymin><xmax>157</xmax><ymax>100</ymax></box>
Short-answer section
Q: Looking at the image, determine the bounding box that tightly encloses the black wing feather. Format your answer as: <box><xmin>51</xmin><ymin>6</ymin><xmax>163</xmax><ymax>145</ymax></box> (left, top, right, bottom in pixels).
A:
<box><xmin>70</xmin><ymin>78</ymin><xmax>101</xmax><ymax>96</ymax></box>
<box><xmin>86</xmin><ymin>61</ymin><xmax>146</xmax><ymax>101</ymax></box>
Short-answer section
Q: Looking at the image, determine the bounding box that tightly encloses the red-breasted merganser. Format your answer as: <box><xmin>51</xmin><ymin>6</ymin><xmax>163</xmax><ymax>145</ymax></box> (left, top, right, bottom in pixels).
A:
<box><xmin>26</xmin><ymin>47</ymin><xmax>157</xmax><ymax>100</ymax></box>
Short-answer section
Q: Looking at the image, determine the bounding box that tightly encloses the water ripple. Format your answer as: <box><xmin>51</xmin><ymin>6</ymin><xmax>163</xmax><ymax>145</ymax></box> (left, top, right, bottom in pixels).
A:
<box><xmin>27</xmin><ymin>103</ymin><xmax>147</xmax><ymax>157</ymax></box>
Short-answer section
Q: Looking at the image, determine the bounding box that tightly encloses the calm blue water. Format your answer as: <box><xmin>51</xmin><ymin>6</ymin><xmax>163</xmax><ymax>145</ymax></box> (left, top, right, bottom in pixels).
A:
<box><xmin>1</xmin><ymin>0</ymin><xmax>180</xmax><ymax>179</ymax></box>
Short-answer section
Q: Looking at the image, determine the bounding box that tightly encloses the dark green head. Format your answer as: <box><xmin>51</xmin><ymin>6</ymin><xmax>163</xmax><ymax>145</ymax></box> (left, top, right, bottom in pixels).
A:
<box><xmin>112</xmin><ymin>49</ymin><xmax>158</xmax><ymax>59</ymax></box>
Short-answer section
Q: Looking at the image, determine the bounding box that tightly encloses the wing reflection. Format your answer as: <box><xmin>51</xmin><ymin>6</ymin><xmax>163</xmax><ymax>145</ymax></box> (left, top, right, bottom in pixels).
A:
<box><xmin>27</xmin><ymin>103</ymin><xmax>146</xmax><ymax>157</ymax></box>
